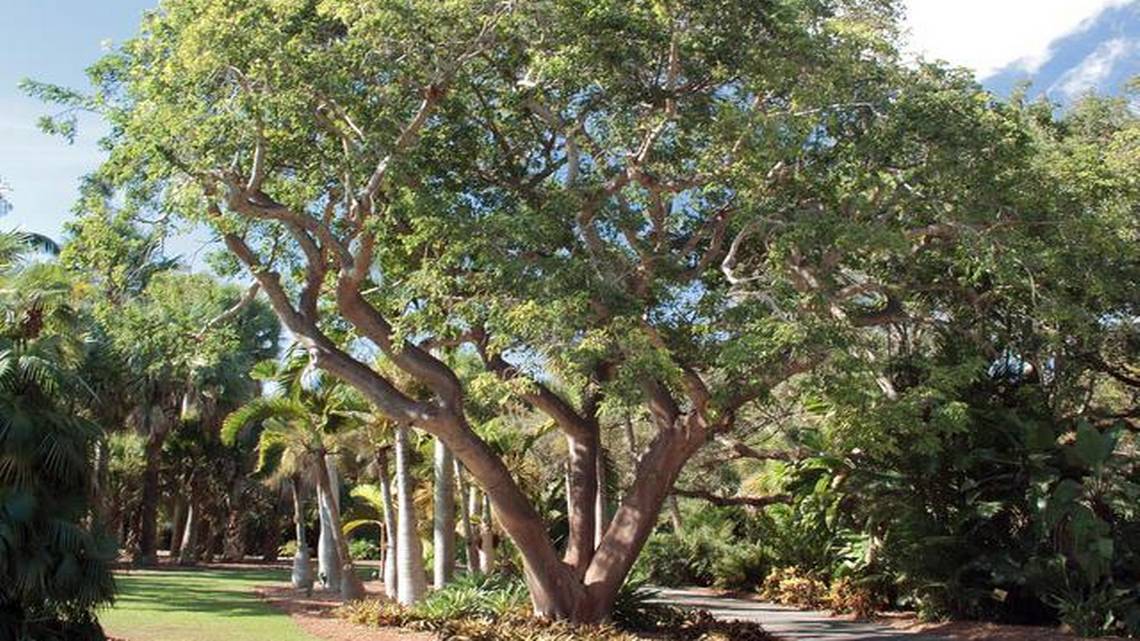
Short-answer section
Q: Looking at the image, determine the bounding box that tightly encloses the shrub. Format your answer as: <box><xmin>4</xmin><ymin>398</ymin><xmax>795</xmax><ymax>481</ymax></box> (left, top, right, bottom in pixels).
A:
<box><xmin>827</xmin><ymin>577</ymin><xmax>880</xmax><ymax>619</ymax></box>
<box><xmin>611</xmin><ymin>579</ymin><xmax>690</xmax><ymax>631</ymax></box>
<box><xmin>277</xmin><ymin>540</ymin><xmax>300</xmax><ymax>558</ymax></box>
<box><xmin>338</xmin><ymin>575</ymin><xmax>775</xmax><ymax>640</ymax></box>
<box><xmin>760</xmin><ymin>567</ymin><xmax>829</xmax><ymax>609</ymax></box>
<box><xmin>412</xmin><ymin>573</ymin><xmax>529</xmax><ymax>621</ymax></box>
<box><xmin>712</xmin><ymin>543</ymin><xmax>771</xmax><ymax>591</ymax></box>
<box><xmin>348</xmin><ymin>538</ymin><xmax>381</xmax><ymax>561</ymax></box>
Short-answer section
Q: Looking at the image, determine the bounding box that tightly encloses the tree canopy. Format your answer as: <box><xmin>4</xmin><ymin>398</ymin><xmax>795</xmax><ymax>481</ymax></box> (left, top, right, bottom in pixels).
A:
<box><xmin>26</xmin><ymin>0</ymin><xmax>1139</xmax><ymax>624</ymax></box>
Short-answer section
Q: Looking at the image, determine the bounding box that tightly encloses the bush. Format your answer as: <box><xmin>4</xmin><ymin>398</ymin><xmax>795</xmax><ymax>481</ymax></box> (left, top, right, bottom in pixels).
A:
<box><xmin>413</xmin><ymin>573</ymin><xmax>529</xmax><ymax>621</ymax></box>
<box><xmin>760</xmin><ymin>567</ymin><xmax>829</xmax><ymax>609</ymax></box>
<box><xmin>827</xmin><ymin>577</ymin><xmax>881</xmax><ymax>619</ymax></box>
<box><xmin>278</xmin><ymin>540</ymin><xmax>300</xmax><ymax>558</ymax></box>
<box><xmin>712</xmin><ymin>543</ymin><xmax>771</xmax><ymax>592</ymax></box>
<box><xmin>338</xmin><ymin>575</ymin><xmax>775</xmax><ymax>640</ymax></box>
<box><xmin>611</xmin><ymin>579</ymin><xmax>689</xmax><ymax>631</ymax></box>
<box><xmin>639</xmin><ymin>520</ymin><xmax>774</xmax><ymax>591</ymax></box>
<box><xmin>348</xmin><ymin>538</ymin><xmax>381</xmax><ymax>561</ymax></box>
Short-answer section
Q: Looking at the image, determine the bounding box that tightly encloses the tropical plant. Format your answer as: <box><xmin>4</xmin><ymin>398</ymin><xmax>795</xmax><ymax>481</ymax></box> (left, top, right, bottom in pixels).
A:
<box><xmin>221</xmin><ymin>351</ymin><xmax>366</xmax><ymax>599</ymax></box>
<box><xmin>0</xmin><ymin>237</ymin><xmax>116</xmax><ymax>640</ymax></box>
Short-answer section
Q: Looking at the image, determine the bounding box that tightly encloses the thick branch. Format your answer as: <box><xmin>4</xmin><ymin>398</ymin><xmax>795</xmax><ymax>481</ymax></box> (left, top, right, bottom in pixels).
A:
<box><xmin>672</xmin><ymin>488</ymin><xmax>791</xmax><ymax>508</ymax></box>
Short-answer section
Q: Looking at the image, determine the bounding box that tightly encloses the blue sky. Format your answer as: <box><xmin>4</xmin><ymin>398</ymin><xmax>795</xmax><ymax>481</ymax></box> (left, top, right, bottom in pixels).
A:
<box><xmin>2</xmin><ymin>0</ymin><xmax>1138</xmax><ymax>264</ymax></box>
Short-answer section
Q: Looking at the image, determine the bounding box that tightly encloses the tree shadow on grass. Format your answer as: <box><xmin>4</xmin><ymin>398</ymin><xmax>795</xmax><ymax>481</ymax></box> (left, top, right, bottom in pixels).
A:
<box><xmin>111</xmin><ymin>568</ymin><xmax>293</xmax><ymax>618</ymax></box>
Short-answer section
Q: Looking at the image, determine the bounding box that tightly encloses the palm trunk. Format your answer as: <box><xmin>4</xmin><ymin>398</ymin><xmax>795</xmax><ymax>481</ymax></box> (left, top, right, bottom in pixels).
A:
<box><xmin>432</xmin><ymin>438</ymin><xmax>456</xmax><ymax>588</ymax></box>
<box><xmin>177</xmin><ymin>501</ymin><xmax>199</xmax><ymax>565</ymax></box>
<box><xmin>317</xmin><ymin>456</ymin><xmax>341</xmax><ymax>590</ymax></box>
<box><xmin>169</xmin><ymin>497</ymin><xmax>187</xmax><ymax>557</ymax></box>
<box><xmin>376</xmin><ymin>448</ymin><xmax>398</xmax><ymax>599</ymax></box>
<box><xmin>314</xmin><ymin>454</ymin><xmax>365</xmax><ymax>600</ymax></box>
<box><xmin>454</xmin><ymin>461</ymin><xmax>480</xmax><ymax>576</ymax></box>
<box><xmin>290</xmin><ymin>475</ymin><xmax>313</xmax><ymax>589</ymax></box>
<box><xmin>478</xmin><ymin>493</ymin><xmax>495</xmax><ymax>574</ymax></box>
<box><xmin>394</xmin><ymin>424</ymin><xmax>427</xmax><ymax>604</ymax></box>
<box><xmin>136</xmin><ymin>434</ymin><xmax>163</xmax><ymax>566</ymax></box>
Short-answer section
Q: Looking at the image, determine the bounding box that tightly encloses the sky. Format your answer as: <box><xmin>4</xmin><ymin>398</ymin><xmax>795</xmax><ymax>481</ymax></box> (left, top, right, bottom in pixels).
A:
<box><xmin>1</xmin><ymin>0</ymin><xmax>1138</xmax><ymax>264</ymax></box>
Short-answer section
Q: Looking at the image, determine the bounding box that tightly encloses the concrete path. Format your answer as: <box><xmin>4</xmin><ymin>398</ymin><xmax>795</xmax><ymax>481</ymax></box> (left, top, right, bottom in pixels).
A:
<box><xmin>655</xmin><ymin>588</ymin><xmax>946</xmax><ymax>641</ymax></box>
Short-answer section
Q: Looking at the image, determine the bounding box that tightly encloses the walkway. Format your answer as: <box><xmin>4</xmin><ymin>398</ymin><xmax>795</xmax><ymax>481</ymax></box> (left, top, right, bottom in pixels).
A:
<box><xmin>656</xmin><ymin>588</ymin><xmax>946</xmax><ymax>641</ymax></box>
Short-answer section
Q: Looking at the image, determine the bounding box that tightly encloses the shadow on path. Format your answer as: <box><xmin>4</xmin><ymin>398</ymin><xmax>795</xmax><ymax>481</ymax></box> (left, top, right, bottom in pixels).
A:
<box><xmin>655</xmin><ymin>588</ymin><xmax>947</xmax><ymax>641</ymax></box>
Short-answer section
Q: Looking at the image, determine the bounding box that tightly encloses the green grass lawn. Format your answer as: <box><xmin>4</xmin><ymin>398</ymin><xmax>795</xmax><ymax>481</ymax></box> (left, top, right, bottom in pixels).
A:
<box><xmin>99</xmin><ymin>567</ymin><xmax>319</xmax><ymax>641</ymax></box>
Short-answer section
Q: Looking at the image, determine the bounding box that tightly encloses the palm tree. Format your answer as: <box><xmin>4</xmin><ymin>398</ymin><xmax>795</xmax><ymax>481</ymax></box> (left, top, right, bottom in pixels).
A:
<box><xmin>394</xmin><ymin>424</ymin><xmax>428</xmax><ymax>604</ymax></box>
<box><xmin>433</xmin><ymin>438</ymin><xmax>456</xmax><ymax>587</ymax></box>
<box><xmin>0</xmin><ymin>235</ymin><xmax>116</xmax><ymax>638</ymax></box>
<box><xmin>222</xmin><ymin>354</ymin><xmax>365</xmax><ymax>600</ymax></box>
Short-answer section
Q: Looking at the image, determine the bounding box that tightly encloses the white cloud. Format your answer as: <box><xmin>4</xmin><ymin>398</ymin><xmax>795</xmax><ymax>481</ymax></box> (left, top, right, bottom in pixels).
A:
<box><xmin>901</xmin><ymin>0</ymin><xmax>1132</xmax><ymax>78</ymax></box>
<box><xmin>1050</xmin><ymin>37</ymin><xmax>1137</xmax><ymax>97</ymax></box>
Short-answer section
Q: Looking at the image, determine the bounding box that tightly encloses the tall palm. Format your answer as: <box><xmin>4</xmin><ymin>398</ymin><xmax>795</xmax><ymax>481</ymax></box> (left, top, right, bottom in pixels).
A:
<box><xmin>433</xmin><ymin>438</ymin><xmax>456</xmax><ymax>587</ymax></box>
<box><xmin>222</xmin><ymin>354</ymin><xmax>365</xmax><ymax>600</ymax></box>
<box><xmin>394</xmin><ymin>424</ymin><xmax>428</xmax><ymax>604</ymax></box>
<box><xmin>343</xmin><ymin>416</ymin><xmax>399</xmax><ymax>599</ymax></box>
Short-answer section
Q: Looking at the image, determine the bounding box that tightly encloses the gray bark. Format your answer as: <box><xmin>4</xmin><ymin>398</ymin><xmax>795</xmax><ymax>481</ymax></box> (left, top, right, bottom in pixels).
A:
<box><xmin>479</xmin><ymin>492</ymin><xmax>495</xmax><ymax>574</ymax></box>
<box><xmin>395</xmin><ymin>424</ymin><xmax>427</xmax><ymax>604</ymax></box>
<box><xmin>290</xmin><ymin>476</ymin><xmax>313</xmax><ymax>590</ymax></box>
<box><xmin>433</xmin><ymin>438</ymin><xmax>456</xmax><ymax>587</ymax></box>
<box><xmin>454</xmin><ymin>461</ymin><xmax>480</xmax><ymax>575</ymax></box>
<box><xmin>376</xmin><ymin>449</ymin><xmax>398</xmax><ymax>599</ymax></box>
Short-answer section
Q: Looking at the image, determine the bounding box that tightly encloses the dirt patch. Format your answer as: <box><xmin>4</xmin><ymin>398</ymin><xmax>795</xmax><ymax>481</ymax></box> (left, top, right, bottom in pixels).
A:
<box><xmin>254</xmin><ymin>583</ymin><xmax>433</xmax><ymax>641</ymax></box>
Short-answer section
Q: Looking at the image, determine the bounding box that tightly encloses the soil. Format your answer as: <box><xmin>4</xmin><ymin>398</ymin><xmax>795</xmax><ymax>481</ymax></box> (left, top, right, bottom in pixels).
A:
<box><xmin>254</xmin><ymin>581</ymin><xmax>434</xmax><ymax>641</ymax></box>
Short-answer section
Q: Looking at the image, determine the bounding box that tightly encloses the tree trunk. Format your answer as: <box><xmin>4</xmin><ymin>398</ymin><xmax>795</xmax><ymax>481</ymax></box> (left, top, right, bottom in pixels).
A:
<box><xmin>395</xmin><ymin>425</ymin><xmax>427</xmax><ymax>604</ymax></box>
<box><xmin>576</xmin><ymin>420</ymin><xmax>709</xmax><ymax>622</ymax></box>
<box><xmin>454</xmin><ymin>461</ymin><xmax>480</xmax><ymax>576</ymax></box>
<box><xmin>314</xmin><ymin>454</ymin><xmax>365</xmax><ymax>600</ymax></box>
<box><xmin>317</xmin><ymin>459</ymin><xmax>341</xmax><ymax>590</ymax></box>
<box><xmin>177</xmin><ymin>500</ymin><xmax>199</xmax><ymax>566</ymax></box>
<box><xmin>668</xmin><ymin>495</ymin><xmax>684</xmax><ymax>536</ymax></box>
<box><xmin>478</xmin><ymin>493</ymin><xmax>495</xmax><ymax>575</ymax></box>
<box><xmin>222</xmin><ymin>511</ymin><xmax>245</xmax><ymax>562</ymax></box>
<box><xmin>376</xmin><ymin>449</ymin><xmax>398</xmax><ymax>599</ymax></box>
<box><xmin>169</xmin><ymin>497</ymin><xmax>187</xmax><ymax>557</ymax></box>
<box><xmin>563</xmin><ymin>432</ymin><xmax>598</xmax><ymax>576</ymax></box>
<box><xmin>290</xmin><ymin>475</ymin><xmax>313</xmax><ymax>590</ymax></box>
<box><xmin>135</xmin><ymin>434</ymin><xmax>163</xmax><ymax>566</ymax></box>
<box><xmin>595</xmin><ymin>442</ymin><xmax>609</xmax><ymax>549</ymax></box>
<box><xmin>433</xmin><ymin>438</ymin><xmax>456</xmax><ymax>588</ymax></box>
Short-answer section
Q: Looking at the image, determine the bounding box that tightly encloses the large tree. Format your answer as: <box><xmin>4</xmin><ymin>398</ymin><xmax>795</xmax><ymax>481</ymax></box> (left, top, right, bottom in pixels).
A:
<box><xmin>40</xmin><ymin>0</ymin><xmax>1110</xmax><ymax>621</ymax></box>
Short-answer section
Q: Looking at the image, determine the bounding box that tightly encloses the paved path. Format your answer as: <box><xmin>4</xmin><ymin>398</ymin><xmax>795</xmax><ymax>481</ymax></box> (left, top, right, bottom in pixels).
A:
<box><xmin>655</xmin><ymin>588</ymin><xmax>946</xmax><ymax>641</ymax></box>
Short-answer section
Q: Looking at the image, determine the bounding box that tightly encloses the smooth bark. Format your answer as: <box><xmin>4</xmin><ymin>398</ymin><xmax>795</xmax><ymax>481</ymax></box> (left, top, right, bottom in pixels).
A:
<box><xmin>395</xmin><ymin>424</ymin><xmax>427</xmax><ymax>604</ymax></box>
<box><xmin>314</xmin><ymin>454</ymin><xmax>365</xmax><ymax>600</ymax></box>
<box><xmin>376</xmin><ymin>449</ymin><xmax>398</xmax><ymax>599</ymax></box>
<box><xmin>290</xmin><ymin>476</ymin><xmax>313</xmax><ymax>589</ymax></box>
<box><xmin>177</xmin><ymin>501</ymin><xmax>199</xmax><ymax>566</ymax></box>
<box><xmin>317</xmin><ymin>482</ymin><xmax>340</xmax><ymax>589</ymax></box>
<box><xmin>169</xmin><ymin>498</ymin><xmax>187</xmax><ymax>557</ymax></box>
<box><xmin>433</xmin><ymin>438</ymin><xmax>456</xmax><ymax>587</ymax></box>
<box><xmin>478</xmin><ymin>493</ymin><xmax>495</xmax><ymax>575</ymax></box>
<box><xmin>455</xmin><ymin>461</ymin><xmax>480</xmax><ymax>575</ymax></box>
<box><xmin>563</xmin><ymin>432</ymin><xmax>598</xmax><ymax>576</ymax></box>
